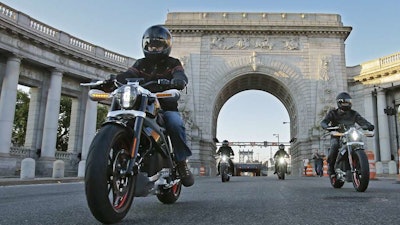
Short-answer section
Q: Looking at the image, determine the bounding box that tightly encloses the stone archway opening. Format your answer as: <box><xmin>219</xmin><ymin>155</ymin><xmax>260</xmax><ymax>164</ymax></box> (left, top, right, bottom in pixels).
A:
<box><xmin>212</xmin><ymin>73</ymin><xmax>297</xmax><ymax>143</ymax></box>
<box><xmin>216</xmin><ymin>90</ymin><xmax>290</xmax><ymax>162</ymax></box>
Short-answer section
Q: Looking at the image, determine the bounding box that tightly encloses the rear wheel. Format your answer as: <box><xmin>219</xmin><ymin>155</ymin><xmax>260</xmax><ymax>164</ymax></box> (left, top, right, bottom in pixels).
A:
<box><xmin>330</xmin><ymin>174</ymin><xmax>345</xmax><ymax>188</ymax></box>
<box><xmin>85</xmin><ymin>124</ymin><xmax>135</xmax><ymax>224</ymax></box>
<box><xmin>352</xmin><ymin>150</ymin><xmax>370</xmax><ymax>192</ymax></box>
<box><xmin>157</xmin><ymin>181</ymin><xmax>182</xmax><ymax>204</ymax></box>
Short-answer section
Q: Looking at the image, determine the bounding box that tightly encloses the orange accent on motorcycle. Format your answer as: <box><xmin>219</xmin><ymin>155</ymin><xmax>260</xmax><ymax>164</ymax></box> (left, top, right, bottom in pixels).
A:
<box><xmin>131</xmin><ymin>137</ymin><xmax>137</xmax><ymax>157</ymax></box>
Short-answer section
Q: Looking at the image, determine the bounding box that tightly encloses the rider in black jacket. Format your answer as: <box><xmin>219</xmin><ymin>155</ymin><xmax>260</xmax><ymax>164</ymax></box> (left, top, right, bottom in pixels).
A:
<box><xmin>320</xmin><ymin>92</ymin><xmax>374</xmax><ymax>176</ymax></box>
<box><xmin>273</xmin><ymin>144</ymin><xmax>289</xmax><ymax>174</ymax></box>
<box><xmin>216</xmin><ymin>140</ymin><xmax>235</xmax><ymax>175</ymax></box>
<box><xmin>115</xmin><ymin>25</ymin><xmax>193</xmax><ymax>187</ymax></box>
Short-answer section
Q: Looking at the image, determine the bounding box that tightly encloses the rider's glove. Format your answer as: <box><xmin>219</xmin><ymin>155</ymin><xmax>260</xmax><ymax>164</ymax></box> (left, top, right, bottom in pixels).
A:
<box><xmin>367</xmin><ymin>124</ymin><xmax>375</xmax><ymax>131</ymax></box>
<box><xmin>96</xmin><ymin>74</ymin><xmax>116</xmax><ymax>92</ymax></box>
<box><xmin>158</xmin><ymin>79</ymin><xmax>170</xmax><ymax>85</ymax></box>
<box><xmin>361</xmin><ymin>124</ymin><xmax>374</xmax><ymax>131</ymax></box>
<box><xmin>171</xmin><ymin>78</ymin><xmax>187</xmax><ymax>90</ymax></box>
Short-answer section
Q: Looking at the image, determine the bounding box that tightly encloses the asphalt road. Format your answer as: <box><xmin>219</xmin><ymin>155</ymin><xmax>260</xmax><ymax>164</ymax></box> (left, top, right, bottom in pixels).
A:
<box><xmin>0</xmin><ymin>175</ymin><xmax>399</xmax><ymax>225</ymax></box>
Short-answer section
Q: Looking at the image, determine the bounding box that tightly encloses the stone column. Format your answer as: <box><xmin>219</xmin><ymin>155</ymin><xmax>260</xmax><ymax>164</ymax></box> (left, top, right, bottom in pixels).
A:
<box><xmin>0</xmin><ymin>55</ymin><xmax>21</xmax><ymax>156</ymax></box>
<box><xmin>376</xmin><ymin>90</ymin><xmax>391</xmax><ymax>162</ymax></box>
<box><xmin>24</xmin><ymin>87</ymin><xmax>44</xmax><ymax>154</ymax></box>
<box><xmin>363</xmin><ymin>89</ymin><xmax>378</xmax><ymax>157</ymax></box>
<box><xmin>78</xmin><ymin>95</ymin><xmax>97</xmax><ymax>177</ymax></box>
<box><xmin>40</xmin><ymin>69</ymin><xmax>63</xmax><ymax>158</ymax></box>
<box><xmin>81</xmin><ymin>96</ymin><xmax>97</xmax><ymax>160</ymax></box>
<box><xmin>67</xmin><ymin>98</ymin><xmax>81</xmax><ymax>154</ymax></box>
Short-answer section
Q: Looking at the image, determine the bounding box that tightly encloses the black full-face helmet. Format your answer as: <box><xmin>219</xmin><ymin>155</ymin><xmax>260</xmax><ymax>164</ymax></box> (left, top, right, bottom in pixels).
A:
<box><xmin>222</xmin><ymin>140</ymin><xmax>229</xmax><ymax>146</ymax></box>
<box><xmin>336</xmin><ymin>92</ymin><xmax>352</xmax><ymax>111</ymax></box>
<box><xmin>142</xmin><ymin>25</ymin><xmax>172</xmax><ymax>60</ymax></box>
<box><xmin>279</xmin><ymin>144</ymin><xmax>285</xmax><ymax>150</ymax></box>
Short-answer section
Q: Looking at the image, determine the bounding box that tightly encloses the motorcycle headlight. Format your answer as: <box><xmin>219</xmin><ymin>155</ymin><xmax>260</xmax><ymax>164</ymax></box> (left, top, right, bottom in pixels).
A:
<box><xmin>221</xmin><ymin>155</ymin><xmax>228</xmax><ymax>162</ymax></box>
<box><xmin>278</xmin><ymin>157</ymin><xmax>285</xmax><ymax>164</ymax></box>
<box><xmin>349</xmin><ymin>128</ymin><xmax>362</xmax><ymax>142</ymax></box>
<box><xmin>117</xmin><ymin>85</ymin><xmax>138</xmax><ymax>109</ymax></box>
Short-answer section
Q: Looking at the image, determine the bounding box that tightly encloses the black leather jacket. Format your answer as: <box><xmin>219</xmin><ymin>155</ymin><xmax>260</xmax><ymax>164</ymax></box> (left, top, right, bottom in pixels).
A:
<box><xmin>217</xmin><ymin>146</ymin><xmax>235</xmax><ymax>156</ymax></box>
<box><xmin>274</xmin><ymin>149</ymin><xmax>289</xmax><ymax>159</ymax></box>
<box><xmin>116</xmin><ymin>57</ymin><xmax>188</xmax><ymax>111</ymax></box>
<box><xmin>320</xmin><ymin>108</ymin><xmax>374</xmax><ymax>131</ymax></box>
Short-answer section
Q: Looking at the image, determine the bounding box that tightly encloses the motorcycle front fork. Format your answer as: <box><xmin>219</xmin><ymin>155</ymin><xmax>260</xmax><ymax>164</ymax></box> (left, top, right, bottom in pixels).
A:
<box><xmin>334</xmin><ymin>146</ymin><xmax>354</xmax><ymax>181</ymax></box>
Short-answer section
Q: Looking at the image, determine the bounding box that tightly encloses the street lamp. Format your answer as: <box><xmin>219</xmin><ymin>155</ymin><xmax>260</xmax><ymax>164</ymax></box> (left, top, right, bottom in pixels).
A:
<box><xmin>273</xmin><ymin>133</ymin><xmax>280</xmax><ymax>144</ymax></box>
<box><xmin>384</xmin><ymin>104</ymin><xmax>399</xmax><ymax>151</ymax></box>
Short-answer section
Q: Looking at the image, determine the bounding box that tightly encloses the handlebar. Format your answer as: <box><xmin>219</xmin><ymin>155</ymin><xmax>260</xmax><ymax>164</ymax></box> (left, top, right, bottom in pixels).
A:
<box><xmin>80</xmin><ymin>80</ymin><xmax>105</xmax><ymax>87</ymax></box>
<box><xmin>326</xmin><ymin>126</ymin><xmax>374</xmax><ymax>137</ymax></box>
<box><xmin>80</xmin><ymin>77</ymin><xmax>171</xmax><ymax>89</ymax></box>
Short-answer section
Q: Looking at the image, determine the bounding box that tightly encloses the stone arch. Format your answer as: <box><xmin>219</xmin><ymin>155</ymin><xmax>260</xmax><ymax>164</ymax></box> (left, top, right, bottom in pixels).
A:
<box><xmin>204</xmin><ymin>56</ymin><xmax>309</xmax><ymax>144</ymax></box>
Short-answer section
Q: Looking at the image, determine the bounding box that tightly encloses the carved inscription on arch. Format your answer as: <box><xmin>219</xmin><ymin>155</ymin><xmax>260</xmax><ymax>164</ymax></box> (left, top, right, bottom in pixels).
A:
<box><xmin>209</xmin><ymin>36</ymin><xmax>300</xmax><ymax>51</ymax></box>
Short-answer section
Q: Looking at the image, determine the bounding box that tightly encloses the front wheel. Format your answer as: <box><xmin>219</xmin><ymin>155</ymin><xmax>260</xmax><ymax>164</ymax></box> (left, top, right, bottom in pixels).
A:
<box><xmin>352</xmin><ymin>150</ymin><xmax>370</xmax><ymax>192</ymax></box>
<box><xmin>276</xmin><ymin>164</ymin><xmax>286</xmax><ymax>180</ymax></box>
<box><xmin>220</xmin><ymin>164</ymin><xmax>230</xmax><ymax>182</ymax></box>
<box><xmin>277</xmin><ymin>171</ymin><xmax>285</xmax><ymax>180</ymax></box>
<box><xmin>85</xmin><ymin>124</ymin><xmax>135</xmax><ymax>224</ymax></box>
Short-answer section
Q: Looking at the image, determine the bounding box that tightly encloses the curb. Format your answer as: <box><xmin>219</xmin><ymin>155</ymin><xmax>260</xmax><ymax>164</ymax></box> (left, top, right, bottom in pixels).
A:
<box><xmin>0</xmin><ymin>177</ymin><xmax>84</xmax><ymax>186</ymax></box>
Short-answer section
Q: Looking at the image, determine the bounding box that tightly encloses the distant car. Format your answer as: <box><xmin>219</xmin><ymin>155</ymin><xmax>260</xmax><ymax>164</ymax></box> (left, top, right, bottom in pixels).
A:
<box><xmin>235</xmin><ymin>162</ymin><xmax>262</xmax><ymax>176</ymax></box>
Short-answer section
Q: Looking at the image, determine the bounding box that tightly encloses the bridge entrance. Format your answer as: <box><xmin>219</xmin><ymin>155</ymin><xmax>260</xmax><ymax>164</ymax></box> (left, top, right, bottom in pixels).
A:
<box><xmin>0</xmin><ymin>5</ymin><xmax>355</xmax><ymax>177</ymax></box>
<box><xmin>1</xmin><ymin>5</ymin><xmax>399</xmax><ymax>177</ymax></box>
<box><xmin>165</xmin><ymin>12</ymin><xmax>351</xmax><ymax>176</ymax></box>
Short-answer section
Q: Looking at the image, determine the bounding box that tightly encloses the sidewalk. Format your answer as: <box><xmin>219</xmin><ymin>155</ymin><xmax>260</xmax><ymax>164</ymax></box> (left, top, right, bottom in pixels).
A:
<box><xmin>373</xmin><ymin>174</ymin><xmax>399</xmax><ymax>181</ymax></box>
<box><xmin>0</xmin><ymin>176</ymin><xmax>84</xmax><ymax>186</ymax></box>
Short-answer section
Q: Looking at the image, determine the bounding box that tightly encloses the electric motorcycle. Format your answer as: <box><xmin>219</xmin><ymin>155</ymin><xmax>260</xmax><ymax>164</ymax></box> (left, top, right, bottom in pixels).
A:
<box><xmin>327</xmin><ymin>125</ymin><xmax>374</xmax><ymax>192</ymax></box>
<box><xmin>275</xmin><ymin>156</ymin><xmax>288</xmax><ymax>180</ymax></box>
<box><xmin>219</xmin><ymin>154</ymin><xmax>232</xmax><ymax>182</ymax></box>
<box><xmin>81</xmin><ymin>77</ymin><xmax>183</xmax><ymax>224</ymax></box>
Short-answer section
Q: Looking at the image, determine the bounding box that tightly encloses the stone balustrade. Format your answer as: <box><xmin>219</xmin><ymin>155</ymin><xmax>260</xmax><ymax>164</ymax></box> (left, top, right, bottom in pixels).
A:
<box><xmin>0</xmin><ymin>2</ymin><xmax>133</xmax><ymax>68</ymax></box>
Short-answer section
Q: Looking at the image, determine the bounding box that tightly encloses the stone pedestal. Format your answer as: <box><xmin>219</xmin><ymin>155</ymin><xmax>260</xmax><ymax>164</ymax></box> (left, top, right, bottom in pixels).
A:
<box><xmin>78</xmin><ymin>160</ymin><xmax>86</xmax><ymax>178</ymax></box>
<box><xmin>52</xmin><ymin>160</ymin><xmax>64</xmax><ymax>178</ymax></box>
<box><xmin>20</xmin><ymin>158</ymin><xmax>35</xmax><ymax>179</ymax></box>
<box><xmin>376</xmin><ymin>161</ymin><xmax>383</xmax><ymax>174</ymax></box>
<box><xmin>388</xmin><ymin>160</ymin><xmax>397</xmax><ymax>174</ymax></box>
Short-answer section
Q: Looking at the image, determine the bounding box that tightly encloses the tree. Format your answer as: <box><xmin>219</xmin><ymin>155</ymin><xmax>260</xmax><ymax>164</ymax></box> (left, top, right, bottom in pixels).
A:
<box><xmin>57</xmin><ymin>96</ymin><xmax>71</xmax><ymax>151</ymax></box>
<box><xmin>12</xmin><ymin>90</ymin><xmax>108</xmax><ymax>151</ymax></box>
<box><xmin>12</xmin><ymin>90</ymin><xmax>30</xmax><ymax>146</ymax></box>
<box><xmin>57</xmin><ymin>98</ymin><xmax>109</xmax><ymax>151</ymax></box>
<box><xmin>96</xmin><ymin>103</ymin><xmax>108</xmax><ymax>129</ymax></box>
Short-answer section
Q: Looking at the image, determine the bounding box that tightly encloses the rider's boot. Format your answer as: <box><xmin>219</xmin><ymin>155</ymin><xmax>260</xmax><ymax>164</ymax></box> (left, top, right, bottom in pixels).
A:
<box><xmin>177</xmin><ymin>161</ymin><xmax>194</xmax><ymax>187</ymax></box>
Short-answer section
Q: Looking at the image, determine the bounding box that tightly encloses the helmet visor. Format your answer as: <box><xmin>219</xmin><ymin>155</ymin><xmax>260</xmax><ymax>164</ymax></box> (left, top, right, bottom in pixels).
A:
<box><xmin>143</xmin><ymin>37</ymin><xmax>170</xmax><ymax>52</ymax></box>
<box><xmin>337</xmin><ymin>98</ymin><xmax>352</xmax><ymax>106</ymax></box>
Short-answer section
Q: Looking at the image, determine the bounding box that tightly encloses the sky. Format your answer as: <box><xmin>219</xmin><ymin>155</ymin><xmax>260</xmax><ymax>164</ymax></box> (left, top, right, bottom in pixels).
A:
<box><xmin>3</xmin><ymin>0</ymin><xmax>399</xmax><ymax>162</ymax></box>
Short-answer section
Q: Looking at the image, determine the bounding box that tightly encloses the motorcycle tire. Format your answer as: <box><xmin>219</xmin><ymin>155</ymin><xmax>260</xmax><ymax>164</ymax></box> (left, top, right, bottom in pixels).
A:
<box><xmin>220</xmin><ymin>165</ymin><xmax>229</xmax><ymax>182</ymax></box>
<box><xmin>277</xmin><ymin>171</ymin><xmax>285</xmax><ymax>180</ymax></box>
<box><xmin>329</xmin><ymin>174</ymin><xmax>345</xmax><ymax>188</ymax></box>
<box><xmin>85</xmin><ymin>124</ymin><xmax>135</xmax><ymax>224</ymax></box>
<box><xmin>157</xmin><ymin>181</ymin><xmax>182</xmax><ymax>204</ymax></box>
<box><xmin>351</xmin><ymin>150</ymin><xmax>370</xmax><ymax>192</ymax></box>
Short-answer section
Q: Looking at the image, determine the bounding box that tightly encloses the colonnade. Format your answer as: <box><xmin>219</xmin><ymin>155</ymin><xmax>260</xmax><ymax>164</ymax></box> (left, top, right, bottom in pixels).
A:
<box><xmin>0</xmin><ymin>54</ymin><xmax>98</xmax><ymax>176</ymax></box>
